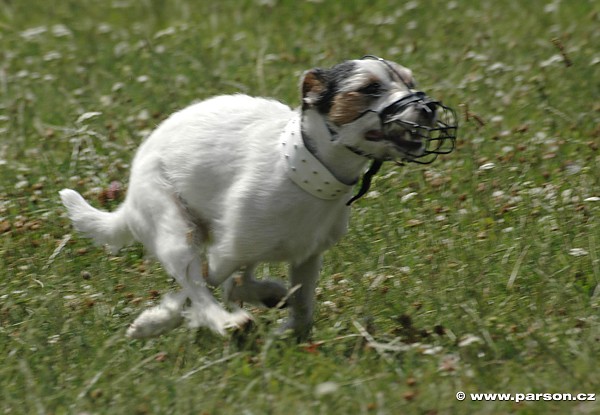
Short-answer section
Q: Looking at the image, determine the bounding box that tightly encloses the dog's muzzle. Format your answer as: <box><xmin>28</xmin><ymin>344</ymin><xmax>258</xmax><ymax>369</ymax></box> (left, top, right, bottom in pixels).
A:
<box><xmin>346</xmin><ymin>95</ymin><xmax>457</xmax><ymax>206</ymax></box>
<box><xmin>371</xmin><ymin>91</ymin><xmax>458</xmax><ymax>164</ymax></box>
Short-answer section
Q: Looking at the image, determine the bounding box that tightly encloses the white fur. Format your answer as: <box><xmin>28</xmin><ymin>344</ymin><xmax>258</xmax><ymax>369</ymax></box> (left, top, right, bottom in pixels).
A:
<box><xmin>60</xmin><ymin>59</ymin><xmax>426</xmax><ymax>339</ymax></box>
<box><xmin>61</xmin><ymin>96</ymin><xmax>353</xmax><ymax>338</ymax></box>
<box><xmin>126</xmin><ymin>291</ymin><xmax>187</xmax><ymax>339</ymax></box>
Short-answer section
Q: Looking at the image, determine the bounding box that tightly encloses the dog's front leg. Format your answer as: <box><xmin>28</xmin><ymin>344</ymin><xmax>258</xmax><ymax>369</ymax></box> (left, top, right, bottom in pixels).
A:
<box><xmin>282</xmin><ymin>254</ymin><xmax>322</xmax><ymax>339</ymax></box>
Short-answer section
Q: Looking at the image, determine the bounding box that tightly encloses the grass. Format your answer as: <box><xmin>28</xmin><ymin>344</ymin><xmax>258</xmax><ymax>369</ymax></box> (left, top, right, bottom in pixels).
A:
<box><xmin>1</xmin><ymin>0</ymin><xmax>599</xmax><ymax>413</ymax></box>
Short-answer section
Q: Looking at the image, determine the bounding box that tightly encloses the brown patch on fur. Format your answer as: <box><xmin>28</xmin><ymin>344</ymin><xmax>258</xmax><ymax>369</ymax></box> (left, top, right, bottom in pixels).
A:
<box><xmin>301</xmin><ymin>70</ymin><xmax>326</xmax><ymax>104</ymax></box>
<box><xmin>173</xmin><ymin>193</ymin><xmax>212</xmax><ymax>246</ymax></box>
<box><xmin>329</xmin><ymin>92</ymin><xmax>369</xmax><ymax>125</ymax></box>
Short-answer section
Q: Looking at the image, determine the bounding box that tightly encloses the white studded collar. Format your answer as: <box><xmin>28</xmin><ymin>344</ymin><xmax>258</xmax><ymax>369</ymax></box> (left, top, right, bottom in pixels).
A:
<box><xmin>280</xmin><ymin>116</ymin><xmax>353</xmax><ymax>201</ymax></box>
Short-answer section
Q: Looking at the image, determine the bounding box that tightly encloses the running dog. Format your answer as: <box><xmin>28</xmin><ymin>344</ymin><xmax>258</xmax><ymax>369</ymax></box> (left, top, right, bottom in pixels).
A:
<box><xmin>60</xmin><ymin>56</ymin><xmax>457</xmax><ymax>339</ymax></box>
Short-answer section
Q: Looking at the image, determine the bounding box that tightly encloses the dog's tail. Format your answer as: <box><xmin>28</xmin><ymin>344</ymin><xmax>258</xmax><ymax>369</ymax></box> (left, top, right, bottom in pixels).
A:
<box><xmin>59</xmin><ymin>189</ymin><xmax>133</xmax><ymax>254</ymax></box>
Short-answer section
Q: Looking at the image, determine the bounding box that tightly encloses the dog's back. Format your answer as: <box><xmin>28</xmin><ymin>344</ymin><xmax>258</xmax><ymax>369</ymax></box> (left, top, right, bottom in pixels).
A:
<box><xmin>133</xmin><ymin>95</ymin><xmax>292</xmax><ymax>212</ymax></box>
<box><xmin>61</xmin><ymin>95</ymin><xmax>293</xmax><ymax>253</ymax></box>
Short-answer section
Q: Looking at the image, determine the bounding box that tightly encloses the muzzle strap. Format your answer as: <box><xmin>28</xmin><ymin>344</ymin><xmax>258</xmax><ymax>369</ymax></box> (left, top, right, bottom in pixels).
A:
<box><xmin>346</xmin><ymin>159</ymin><xmax>383</xmax><ymax>206</ymax></box>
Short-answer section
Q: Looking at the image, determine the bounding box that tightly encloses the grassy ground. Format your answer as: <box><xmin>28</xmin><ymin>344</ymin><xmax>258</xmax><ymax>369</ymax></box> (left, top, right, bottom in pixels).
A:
<box><xmin>1</xmin><ymin>0</ymin><xmax>599</xmax><ymax>413</ymax></box>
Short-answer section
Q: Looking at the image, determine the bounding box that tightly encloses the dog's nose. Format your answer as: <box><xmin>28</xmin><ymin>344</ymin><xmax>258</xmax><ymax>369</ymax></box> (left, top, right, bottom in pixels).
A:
<box><xmin>425</xmin><ymin>100</ymin><xmax>437</xmax><ymax>114</ymax></box>
<box><xmin>419</xmin><ymin>101</ymin><xmax>437</xmax><ymax>122</ymax></box>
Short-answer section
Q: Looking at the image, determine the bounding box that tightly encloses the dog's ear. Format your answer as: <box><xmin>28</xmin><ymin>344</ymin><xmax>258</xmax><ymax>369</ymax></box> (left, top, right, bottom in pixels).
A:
<box><xmin>301</xmin><ymin>61</ymin><xmax>355</xmax><ymax>112</ymax></box>
<box><xmin>301</xmin><ymin>68</ymin><xmax>328</xmax><ymax>109</ymax></box>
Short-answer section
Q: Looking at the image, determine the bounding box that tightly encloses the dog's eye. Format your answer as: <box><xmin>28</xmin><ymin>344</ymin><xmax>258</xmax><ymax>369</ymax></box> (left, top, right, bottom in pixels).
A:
<box><xmin>358</xmin><ymin>82</ymin><xmax>383</xmax><ymax>96</ymax></box>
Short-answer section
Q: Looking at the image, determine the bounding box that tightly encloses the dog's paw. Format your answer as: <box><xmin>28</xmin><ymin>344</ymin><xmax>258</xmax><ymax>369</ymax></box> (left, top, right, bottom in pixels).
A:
<box><xmin>126</xmin><ymin>306</ymin><xmax>184</xmax><ymax>339</ymax></box>
<box><xmin>226</xmin><ymin>278</ymin><xmax>288</xmax><ymax>308</ymax></box>
<box><xmin>183</xmin><ymin>303</ymin><xmax>253</xmax><ymax>336</ymax></box>
<box><xmin>277</xmin><ymin>317</ymin><xmax>313</xmax><ymax>341</ymax></box>
<box><xmin>126</xmin><ymin>292</ymin><xmax>187</xmax><ymax>339</ymax></box>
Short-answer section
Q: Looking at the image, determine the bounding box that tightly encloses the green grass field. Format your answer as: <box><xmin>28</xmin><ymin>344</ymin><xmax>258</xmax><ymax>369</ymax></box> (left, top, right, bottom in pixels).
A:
<box><xmin>1</xmin><ymin>1</ymin><xmax>599</xmax><ymax>413</ymax></box>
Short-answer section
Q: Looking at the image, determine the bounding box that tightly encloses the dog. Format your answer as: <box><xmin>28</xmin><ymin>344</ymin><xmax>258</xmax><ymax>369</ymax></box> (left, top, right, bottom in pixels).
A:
<box><xmin>60</xmin><ymin>56</ymin><xmax>457</xmax><ymax>339</ymax></box>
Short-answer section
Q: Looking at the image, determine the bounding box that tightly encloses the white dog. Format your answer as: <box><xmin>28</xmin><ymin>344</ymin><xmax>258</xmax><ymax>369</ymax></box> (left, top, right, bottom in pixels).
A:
<box><xmin>60</xmin><ymin>56</ymin><xmax>456</xmax><ymax>339</ymax></box>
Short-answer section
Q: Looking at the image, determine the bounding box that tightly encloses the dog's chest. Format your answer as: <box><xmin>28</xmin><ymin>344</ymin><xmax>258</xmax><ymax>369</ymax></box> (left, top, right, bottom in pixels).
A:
<box><xmin>267</xmin><ymin>200</ymin><xmax>350</xmax><ymax>261</ymax></box>
<box><xmin>216</xmin><ymin>191</ymin><xmax>352</xmax><ymax>265</ymax></box>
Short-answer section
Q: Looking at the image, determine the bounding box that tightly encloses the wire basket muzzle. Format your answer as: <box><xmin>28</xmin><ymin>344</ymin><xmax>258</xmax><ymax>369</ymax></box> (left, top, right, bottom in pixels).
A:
<box><xmin>383</xmin><ymin>98</ymin><xmax>458</xmax><ymax>164</ymax></box>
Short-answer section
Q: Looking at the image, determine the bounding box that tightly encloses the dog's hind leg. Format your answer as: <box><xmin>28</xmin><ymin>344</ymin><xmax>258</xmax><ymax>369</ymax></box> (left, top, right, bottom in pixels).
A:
<box><xmin>128</xmin><ymin>249</ymin><xmax>250</xmax><ymax>338</ymax></box>
<box><xmin>223</xmin><ymin>264</ymin><xmax>288</xmax><ymax>309</ymax></box>
<box><xmin>125</xmin><ymin>186</ymin><xmax>250</xmax><ymax>338</ymax></box>
<box><xmin>177</xmin><ymin>256</ymin><xmax>251</xmax><ymax>335</ymax></box>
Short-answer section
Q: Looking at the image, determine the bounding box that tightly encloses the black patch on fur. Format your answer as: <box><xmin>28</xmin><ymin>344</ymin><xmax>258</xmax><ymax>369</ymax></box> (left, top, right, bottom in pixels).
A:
<box><xmin>310</xmin><ymin>61</ymin><xmax>357</xmax><ymax>114</ymax></box>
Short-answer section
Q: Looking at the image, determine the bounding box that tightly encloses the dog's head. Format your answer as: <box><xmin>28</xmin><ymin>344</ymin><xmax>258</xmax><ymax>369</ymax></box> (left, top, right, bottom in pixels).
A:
<box><xmin>301</xmin><ymin>56</ymin><xmax>457</xmax><ymax>164</ymax></box>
